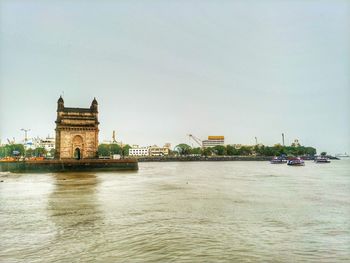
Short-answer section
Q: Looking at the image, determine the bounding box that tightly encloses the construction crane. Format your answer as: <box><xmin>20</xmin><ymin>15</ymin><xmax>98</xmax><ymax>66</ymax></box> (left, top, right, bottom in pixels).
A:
<box><xmin>7</xmin><ymin>137</ymin><xmax>15</xmax><ymax>144</ymax></box>
<box><xmin>187</xmin><ymin>134</ymin><xmax>202</xmax><ymax>148</ymax></box>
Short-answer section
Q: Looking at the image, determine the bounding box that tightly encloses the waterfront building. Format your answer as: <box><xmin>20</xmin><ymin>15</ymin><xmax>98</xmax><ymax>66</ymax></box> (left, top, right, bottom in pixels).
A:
<box><xmin>129</xmin><ymin>144</ymin><xmax>170</xmax><ymax>157</ymax></box>
<box><xmin>55</xmin><ymin>97</ymin><xmax>99</xmax><ymax>159</ymax></box>
<box><xmin>149</xmin><ymin>145</ymin><xmax>170</xmax><ymax>156</ymax></box>
<box><xmin>202</xmin><ymin>136</ymin><xmax>225</xmax><ymax>148</ymax></box>
<box><xmin>129</xmin><ymin>146</ymin><xmax>150</xmax><ymax>156</ymax></box>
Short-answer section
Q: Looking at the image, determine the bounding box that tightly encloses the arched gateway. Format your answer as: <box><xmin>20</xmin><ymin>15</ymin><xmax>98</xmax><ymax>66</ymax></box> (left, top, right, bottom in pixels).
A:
<box><xmin>55</xmin><ymin>97</ymin><xmax>99</xmax><ymax>160</ymax></box>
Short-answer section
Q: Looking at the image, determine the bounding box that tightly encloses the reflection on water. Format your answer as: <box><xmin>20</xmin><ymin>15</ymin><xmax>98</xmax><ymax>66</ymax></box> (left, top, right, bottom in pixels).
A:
<box><xmin>45</xmin><ymin>173</ymin><xmax>103</xmax><ymax>262</ymax></box>
<box><xmin>0</xmin><ymin>161</ymin><xmax>350</xmax><ymax>262</ymax></box>
<box><xmin>48</xmin><ymin>173</ymin><xmax>100</xmax><ymax>228</ymax></box>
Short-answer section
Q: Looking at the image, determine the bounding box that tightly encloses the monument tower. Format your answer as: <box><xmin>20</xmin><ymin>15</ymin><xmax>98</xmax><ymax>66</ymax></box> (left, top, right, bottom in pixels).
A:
<box><xmin>55</xmin><ymin>97</ymin><xmax>99</xmax><ymax>159</ymax></box>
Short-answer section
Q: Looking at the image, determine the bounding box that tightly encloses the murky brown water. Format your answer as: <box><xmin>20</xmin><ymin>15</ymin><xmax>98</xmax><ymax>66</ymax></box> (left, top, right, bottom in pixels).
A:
<box><xmin>1</xmin><ymin>160</ymin><xmax>349</xmax><ymax>262</ymax></box>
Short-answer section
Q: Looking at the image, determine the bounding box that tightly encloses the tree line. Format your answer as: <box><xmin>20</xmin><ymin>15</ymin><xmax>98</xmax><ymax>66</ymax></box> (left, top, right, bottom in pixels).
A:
<box><xmin>174</xmin><ymin>144</ymin><xmax>317</xmax><ymax>157</ymax></box>
<box><xmin>0</xmin><ymin>144</ymin><xmax>55</xmax><ymax>158</ymax></box>
<box><xmin>97</xmin><ymin>144</ymin><xmax>131</xmax><ymax>157</ymax></box>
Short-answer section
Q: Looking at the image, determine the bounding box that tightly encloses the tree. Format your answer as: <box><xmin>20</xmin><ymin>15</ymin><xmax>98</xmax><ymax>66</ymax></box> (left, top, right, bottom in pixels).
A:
<box><xmin>122</xmin><ymin>144</ymin><xmax>131</xmax><ymax>156</ymax></box>
<box><xmin>190</xmin><ymin>147</ymin><xmax>201</xmax><ymax>155</ymax></box>
<box><xmin>237</xmin><ymin>146</ymin><xmax>252</xmax><ymax>155</ymax></box>
<box><xmin>226</xmin><ymin>145</ymin><xmax>239</xmax><ymax>156</ymax></box>
<box><xmin>174</xmin><ymin>144</ymin><xmax>192</xmax><ymax>155</ymax></box>
<box><xmin>321</xmin><ymin>152</ymin><xmax>327</xmax><ymax>156</ymax></box>
<box><xmin>25</xmin><ymin>148</ymin><xmax>34</xmax><ymax>157</ymax></box>
<box><xmin>98</xmin><ymin>144</ymin><xmax>110</xmax><ymax>157</ymax></box>
<box><xmin>212</xmin><ymin>145</ymin><xmax>226</xmax><ymax>156</ymax></box>
<box><xmin>202</xmin><ymin>147</ymin><xmax>213</xmax><ymax>157</ymax></box>
<box><xmin>8</xmin><ymin>144</ymin><xmax>25</xmax><ymax>157</ymax></box>
<box><xmin>110</xmin><ymin>144</ymin><xmax>122</xmax><ymax>155</ymax></box>
<box><xmin>33</xmin><ymin>147</ymin><xmax>47</xmax><ymax>157</ymax></box>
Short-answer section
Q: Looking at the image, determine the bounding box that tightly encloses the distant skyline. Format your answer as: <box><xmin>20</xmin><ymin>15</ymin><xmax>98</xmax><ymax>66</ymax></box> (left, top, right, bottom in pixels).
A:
<box><xmin>0</xmin><ymin>0</ymin><xmax>349</xmax><ymax>154</ymax></box>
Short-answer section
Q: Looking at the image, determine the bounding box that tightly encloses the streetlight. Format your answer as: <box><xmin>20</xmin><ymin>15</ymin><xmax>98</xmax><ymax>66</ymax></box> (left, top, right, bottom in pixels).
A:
<box><xmin>20</xmin><ymin>128</ymin><xmax>30</xmax><ymax>157</ymax></box>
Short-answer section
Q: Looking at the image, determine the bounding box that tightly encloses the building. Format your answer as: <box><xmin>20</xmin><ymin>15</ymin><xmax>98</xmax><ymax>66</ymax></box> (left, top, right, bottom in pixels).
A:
<box><xmin>55</xmin><ymin>96</ymin><xmax>99</xmax><ymax>159</ymax></box>
<box><xmin>202</xmin><ymin>136</ymin><xmax>225</xmax><ymax>148</ymax></box>
<box><xmin>291</xmin><ymin>139</ymin><xmax>301</xmax><ymax>147</ymax></box>
<box><xmin>128</xmin><ymin>144</ymin><xmax>170</xmax><ymax>157</ymax></box>
<box><xmin>129</xmin><ymin>146</ymin><xmax>149</xmax><ymax>156</ymax></box>
<box><xmin>149</xmin><ymin>145</ymin><xmax>170</xmax><ymax>156</ymax></box>
<box><xmin>39</xmin><ymin>136</ymin><xmax>55</xmax><ymax>152</ymax></box>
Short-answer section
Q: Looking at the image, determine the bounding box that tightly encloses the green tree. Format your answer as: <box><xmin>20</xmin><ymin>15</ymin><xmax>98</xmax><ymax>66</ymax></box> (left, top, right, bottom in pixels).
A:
<box><xmin>7</xmin><ymin>144</ymin><xmax>25</xmax><ymax>157</ymax></box>
<box><xmin>175</xmin><ymin>144</ymin><xmax>192</xmax><ymax>155</ymax></box>
<box><xmin>226</xmin><ymin>145</ymin><xmax>239</xmax><ymax>156</ymax></box>
<box><xmin>305</xmin><ymin>147</ymin><xmax>316</xmax><ymax>156</ymax></box>
<box><xmin>98</xmin><ymin>144</ymin><xmax>110</xmax><ymax>157</ymax></box>
<box><xmin>212</xmin><ymin>145</ymin><xmax>227</xmax><ymax>156</ymax></box>
<box><xmin>202</xmin><ymin>147</ymin><xmax>213</xmax><ymax>157</ymax></box>
<box><xmin>25</xmin><ymin>148</ymin><xmax>34</xmax><ymax>157</ymax></box>
<box><xmin>236</xmin><ymin>146</ymin><xmax>252</xmax><ymax>155</ymax></box>
<box><xmin>110</xmin><ymin>144</ymin><xmax>122</xmax><ymax>155</ymax></box>
<box><xmin>190</xmin><ymin>147</ymin><xmax>201</xmax><ymax>155</ymax></box>
<box><xmin>33</xmin><ymin>147</ymin><xmax>46</xmax><ymax>157</ymax></box>
<box><xmin>122</xmin><ymin>144</ymin><xmax>131</xmax><ymax>156</ymax></box>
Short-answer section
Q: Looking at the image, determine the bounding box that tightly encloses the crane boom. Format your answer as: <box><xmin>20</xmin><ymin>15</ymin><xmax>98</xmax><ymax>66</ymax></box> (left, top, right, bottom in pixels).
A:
<box><xmin>187</xmin><ymin>134</ymin><xmax>202</xmax><ymax>148</ymax></box>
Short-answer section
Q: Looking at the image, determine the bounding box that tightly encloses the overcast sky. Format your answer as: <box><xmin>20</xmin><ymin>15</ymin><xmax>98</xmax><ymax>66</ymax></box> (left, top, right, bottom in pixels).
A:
<box><xmin>0</xmin><ymin>0</ymin><xmax>349</xmax><ymax>154</ymax></box>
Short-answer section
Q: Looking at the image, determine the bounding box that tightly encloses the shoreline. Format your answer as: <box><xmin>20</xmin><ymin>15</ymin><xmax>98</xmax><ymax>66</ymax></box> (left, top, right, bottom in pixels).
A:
<box><xmin>138</xmin><ymin>156</ymin><xmax>271</xmax><ymax>162</ymax></box>
<box><xmin>137</xmin><ymin>155</ymin><xmax>340</xmax><ymax>162</ymax></box>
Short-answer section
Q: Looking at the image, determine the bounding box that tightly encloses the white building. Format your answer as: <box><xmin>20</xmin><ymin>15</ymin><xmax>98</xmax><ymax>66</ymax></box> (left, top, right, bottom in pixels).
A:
<box><xmin>39</xmin><ymin>137</ymin><xmax>55</xmax><ymax>151</ymax></box>
<box><xmin>202</xmin><ymin>136</ymin><xmax>225</xmax><ymax>148</ymax></box>
<box><xmin>129</xmin><ymin>146</ymin><xmax>150</xmax><ymax>156</ymax></box>
<box><xmin>129</xmin><ymin>144</ymin><xmax>170</xmax><ymax>157</ymax></box>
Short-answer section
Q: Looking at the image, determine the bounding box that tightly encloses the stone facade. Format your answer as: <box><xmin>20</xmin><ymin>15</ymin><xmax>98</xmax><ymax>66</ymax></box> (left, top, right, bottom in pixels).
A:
<box><xmin>55</xmin><ymin>97</ymin><xmax>99</xmax><ymax>159</ymax></box>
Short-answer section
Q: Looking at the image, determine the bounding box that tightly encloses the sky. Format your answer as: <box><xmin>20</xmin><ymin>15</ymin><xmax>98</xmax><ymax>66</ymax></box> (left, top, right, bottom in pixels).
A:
<box><xmin>0</xmin><ymin>0</ymin><xmax>349</xmax><ymax>154</ymax></box>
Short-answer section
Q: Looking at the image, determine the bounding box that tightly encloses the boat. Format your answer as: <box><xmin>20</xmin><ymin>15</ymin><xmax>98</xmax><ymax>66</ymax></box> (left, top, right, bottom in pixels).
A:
<box><xmin>314</xmin><ymin>157</ymin><xmax>330</xmax><ymax>163</ymax></box>
<box><xmin>270</xmin><ymin>156</ymin><xmax>287</xmax><ymax>164</ymax></box>
<box><xmin>287</xmin><ymin>157</ymin><xmax>305</xmax><ymax>166</ymax></box>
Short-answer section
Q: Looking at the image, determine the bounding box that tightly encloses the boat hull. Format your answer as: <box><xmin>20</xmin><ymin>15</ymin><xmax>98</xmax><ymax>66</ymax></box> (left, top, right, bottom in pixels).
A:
<box><xmin>0</xmin><ymin>159</ymin><xmax>138</xmax><ymax>173</ymax></box>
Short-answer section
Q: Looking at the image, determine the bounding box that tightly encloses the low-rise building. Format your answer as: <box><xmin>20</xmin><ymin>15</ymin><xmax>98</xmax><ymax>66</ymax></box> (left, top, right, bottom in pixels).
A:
<box><xmin>129</xmin><ymin>146</ymin><xmax>149</xmax><ymax>156</ymax></box>
<box><xmin>149</xmin><ymin>145</ymin><xmax>170</xmax><ymax>156</ymax></box>
<box><xmin>129</xmin><ymin>144</ymin><xmax>170</xmax><ymax>157</ymax></box>
<box><xmin>39</xmin><ymin>137</ymin><xmax>55</xmax><ymax>151</ymax></box>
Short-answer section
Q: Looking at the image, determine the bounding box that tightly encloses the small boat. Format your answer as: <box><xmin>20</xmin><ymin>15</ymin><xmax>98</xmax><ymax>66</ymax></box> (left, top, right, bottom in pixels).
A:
<box><xmin>314</xmin><ymin>157</ymin><xmax>330</xmax><ymax>163</ymax></box>
<box><xmin>270</xmin><ymin>157</ymin><xmax>287</xmax><ymax>164</ymax></box>
<box><xmin>287</xmin><ymin>157</ymin><xmax>305</xmax><ymax>166</ymax></box>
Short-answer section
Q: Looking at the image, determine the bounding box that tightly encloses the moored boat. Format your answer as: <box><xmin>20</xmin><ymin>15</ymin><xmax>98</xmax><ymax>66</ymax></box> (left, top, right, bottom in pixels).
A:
<box><xmin>314</xmin><ymin>157</ymin><xmax>330</xmax><ymax>163</ymax></box>
<box><xmin>287</xmin><ymin>157</ymin><xmax>305</xmax><ymax>166</ymax></box>
<box><xmin>270</xmin><ymin>156</ymin><xmax>287</xmax><ymax>164</ymax></box>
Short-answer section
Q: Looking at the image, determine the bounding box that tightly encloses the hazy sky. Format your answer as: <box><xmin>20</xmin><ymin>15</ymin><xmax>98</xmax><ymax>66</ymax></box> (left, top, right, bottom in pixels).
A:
<box><xmin>0</xmin><ymin>0</ymin><xmax>349</xmax><ymax>154</ymax></box>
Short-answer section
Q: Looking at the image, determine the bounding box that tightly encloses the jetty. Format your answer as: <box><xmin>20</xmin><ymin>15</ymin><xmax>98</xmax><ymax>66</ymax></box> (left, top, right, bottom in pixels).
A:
<box><xmin>0</xmin><ymin>158</ymin><xmax>138</xmax><ymax>173</ymax></box>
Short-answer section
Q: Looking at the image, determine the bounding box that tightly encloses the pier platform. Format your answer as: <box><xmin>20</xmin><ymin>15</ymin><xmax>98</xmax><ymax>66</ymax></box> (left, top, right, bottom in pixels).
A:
<box><xmin>0</xmin><ymin>158</ymin><xmax>138</xmax><ymax>173</ymax></box>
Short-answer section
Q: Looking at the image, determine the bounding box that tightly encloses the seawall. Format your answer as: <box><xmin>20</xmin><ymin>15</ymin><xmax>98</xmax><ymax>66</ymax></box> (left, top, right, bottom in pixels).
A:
<box><xmin>137</xmin><ymin>156</ymin><xmax>272</xmax><ymax>162</ymax></box>
<box><xmin>0</xmin><ymin>158</ymin><xmax>138</xmax><ymax>173</ymax></box>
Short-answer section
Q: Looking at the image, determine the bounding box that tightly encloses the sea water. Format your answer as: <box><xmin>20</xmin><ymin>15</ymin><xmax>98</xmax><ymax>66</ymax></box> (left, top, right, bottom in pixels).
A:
<box><xmin>1</xmin><ymin>160</ymin><xmax>349</xmax><ymax>262</ymax></box>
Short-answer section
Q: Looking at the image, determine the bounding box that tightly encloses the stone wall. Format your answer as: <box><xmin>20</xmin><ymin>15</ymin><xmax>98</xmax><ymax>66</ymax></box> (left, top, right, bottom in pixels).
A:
<box><xmin>58</xmin><ymin>130</ymin><xmax>98</xmax><ymax>159</ymax></box>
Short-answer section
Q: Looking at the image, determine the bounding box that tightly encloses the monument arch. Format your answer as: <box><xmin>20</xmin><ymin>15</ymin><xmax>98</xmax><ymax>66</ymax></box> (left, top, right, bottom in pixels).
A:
<box><xmin>55</xmin><ymin>97</ymin><xmax>99</xmax><ymax>159</ymax></box>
